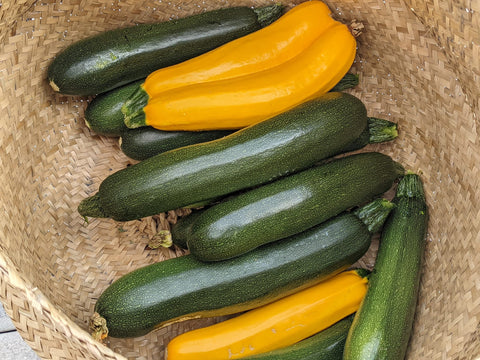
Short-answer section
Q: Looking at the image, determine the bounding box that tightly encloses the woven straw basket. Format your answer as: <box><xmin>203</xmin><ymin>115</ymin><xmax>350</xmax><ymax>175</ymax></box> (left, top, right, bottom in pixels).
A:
<box><xmin>0</xmin><ymin>0</ymin><xmax>479</xmax><ymax>359</ymax></box>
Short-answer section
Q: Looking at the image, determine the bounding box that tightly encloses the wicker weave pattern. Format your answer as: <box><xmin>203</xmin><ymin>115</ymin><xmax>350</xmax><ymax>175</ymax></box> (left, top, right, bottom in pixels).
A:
<box><xmin>0</xmin><ymin>0</ymin><xmax>479</xmax><ymax>359</ymax></box>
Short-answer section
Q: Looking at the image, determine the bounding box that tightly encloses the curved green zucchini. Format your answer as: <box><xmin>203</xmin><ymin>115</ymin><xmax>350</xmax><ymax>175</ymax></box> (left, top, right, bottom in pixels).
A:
<box><xmin>91</xmin><ymin>198</ymin><xmax>394</xmax><ymax>339</ymax></box>
<box><xmin>343</xmin><ymin>173</ymin><xmax>428</xmax><ymax>360</ymax></box>
<box><xmin>48</xmin><ymin>5</ymin><xmax>284</xmax><ymax>95</ymax></box>
<box><xmin>242</xmin><ymin>314</ymin><xmax>355</xmax><ymax>360</ymax></box>
<box><xmin>119</xmin><ymin>127</ymin><xmax>234</xmax><ymax>161</ymax></box>
<box><xmin>78</xmin><ymin>93</ymin><xmax>391</xmax><ymax>221</ymax></box>
<box><xmin>186</xmin><ymin>152</ymin><xmax>404</xmax><ymax>261</ymax></box>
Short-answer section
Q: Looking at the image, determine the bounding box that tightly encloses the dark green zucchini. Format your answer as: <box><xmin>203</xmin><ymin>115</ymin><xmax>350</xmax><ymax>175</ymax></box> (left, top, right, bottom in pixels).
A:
<box><xmin>119</xmin><ymin>127</ymin><xmax>234</xmax><ymax>161</ymax></box>
<box><xmin>90</xmin><ymin>198</ymin><xmax>394</xmax><ymax>339</ymax></box>
<box><xmin>186</xmin><ymin>152</ymin><xmax>404</xmax><ymax>261</ymax></box>
<box><xmin>48</xmin><ymin>5</ymin><xmax>284</xmax><ymax>96</ymax></box>
<box><xmin>119</xmin><ymin>113</ymin><xmax>396</xmax><ymax>162</ymax></box>
<box><xmin>242</xmin><ymin>314</ymin><xmax>355</xmax><ymax>360</ymax></box>
<box><xmin>84</xmin><ymin>80</ymin><xmax>143</xmax><ymax>136</ymax></box>
<box><xmin>78</xmin><ymin>93</ymin><xmax>398</xmax><ymax>221</ymax></box>
<box><xmin>343</xmin><ymin>173</ymin><xmax>428</xmax><ymax>360</ymax></box>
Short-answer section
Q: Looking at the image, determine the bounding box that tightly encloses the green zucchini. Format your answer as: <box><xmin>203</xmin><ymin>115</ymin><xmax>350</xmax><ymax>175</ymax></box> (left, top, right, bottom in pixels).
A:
<box><xmin>78</xmin><ymin>92</ymin><xmax>398</xmax><ymax>221</ymax></box>
<box><xmin>119</xmin><ymin>108</ymin><xmax>396</xmax><ymax>162</ymax></box>
<box><xmin>90</xmin><ymin>198</ymin><xmax>394</xmax><ymax>339</ymax></box>
<box><xmin>119</xmin><ymin>127</ymin><xmax>234</xmax><ymax>161</ymax></box>
<box><xmin>84</xmin><ymin>80</ymin><xmax>143</xmax><ymax>136</ymax></box>
<box><xmin>343</xmin><ymin>173</ymin><xmax>428</xmax><ymax>360</ymax></box>
<box><xmin>48</xmin><ymin>5</ymin><xmax>284</xmax><ymax>96</ymax></box>
<box><xmin>185</xmin><ymin>152</ymin><xmax>404</xmax><ymax>261</ymax></box>
<box><xmin>242</xmin><ymin>314</ymin><xmax>355</xmax><ymax>360</ymax></box>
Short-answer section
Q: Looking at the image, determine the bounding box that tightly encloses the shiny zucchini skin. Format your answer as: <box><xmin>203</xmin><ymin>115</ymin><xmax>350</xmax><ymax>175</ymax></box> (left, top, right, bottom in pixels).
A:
<box><xmin>242</xmin><ymin>314</ymin><xmax>354</xmax><ymax>360</ymax></box>
<box><xmin>92</xmin><ymin>199</ymin><xmax>391</xmax><ymax>339</ymax></box>
<box><xmin>84</xmin><ymin>80</ymin><xmax>143</xmax><ymax>136</ymax></box>
<box><xmin>78</xmin><ymin>93</ymin><xmax>372</xmax><ymax>221</ymax></box>
<box><xmin>120</xmin><ymin>127</ymin><xmax>234</xmax><ymax>161</ymax></box>
<box><xmin>186</xmin><ymin>152</ymin><xmax>404</xmax><ymax>261</ymax></box>
<box><xmin>48</xmin><ymin>5</ymin><xmax>283</xmax><ymax>95</ymax></box>
<box><xmin>343</xmin><ymin>173</ymin><xmax>428</xmax><ymax>360</ymax></box>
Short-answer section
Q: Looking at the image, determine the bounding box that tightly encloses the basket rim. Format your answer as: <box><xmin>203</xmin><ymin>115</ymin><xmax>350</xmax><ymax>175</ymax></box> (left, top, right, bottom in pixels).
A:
<box><xmin>0</xmin><ymin>249</ymin><xmax>126</xmax><ymax>360</ymax></box>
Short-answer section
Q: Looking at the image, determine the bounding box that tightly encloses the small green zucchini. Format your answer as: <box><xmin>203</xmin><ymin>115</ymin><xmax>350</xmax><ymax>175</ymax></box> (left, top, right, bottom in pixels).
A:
<box><xmin>185</xmin><ymin>152</ymin><xmax>404</xmax><ymax>261</ymax></box>
<box><xmin>91</xmin><ymin>198</ymin><xmax>394</xmax><ymax>339</ymax></box>
<box><xmin>84</xmin><ymin>80</ymin><xmax>143</xmax><ymax>136</ymax></box>
<box><xmin>48</xmin><ymin>5</ymin><xmax>284</xmax><ymax>95</ymax></box>
<box><xmin>78</xmin><ymin>93</ymin><xmax>397</xmax><ymax>221</ymax></box>
<box><xmin>242</xmin><ymin>314</ymin><xmax>354</xmax><ymax>360</ymax></box>
<box><xmin>343</xmin><ymin>173</ymin><xmax>429</xmax><ymax>360</ymax></box>
<box><xmin>119</xmin><ymin>127</ymin><xmax>234</xmax><ymax>161</ymax></box>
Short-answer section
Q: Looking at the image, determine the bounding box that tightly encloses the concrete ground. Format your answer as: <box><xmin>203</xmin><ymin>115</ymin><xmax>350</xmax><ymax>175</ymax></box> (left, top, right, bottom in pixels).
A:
<box><xmin>0</xmin><ymin>303</ymin><xmax>40</xmax><ymax>359</ymax></box>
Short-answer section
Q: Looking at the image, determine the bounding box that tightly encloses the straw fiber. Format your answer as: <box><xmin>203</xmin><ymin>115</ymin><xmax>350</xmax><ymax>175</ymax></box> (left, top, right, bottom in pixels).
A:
<box><xmin>0</xmin><ymin>0</ymin><xmax>479</xmax><ymax>359</ymax></box>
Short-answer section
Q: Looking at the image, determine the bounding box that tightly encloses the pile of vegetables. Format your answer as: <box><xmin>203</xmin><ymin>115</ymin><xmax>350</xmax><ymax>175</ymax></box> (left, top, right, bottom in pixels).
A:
<box><xmin>48</xmin><ymin>1</ymin><xmax>429</xmax><ymax>359</ymax></box>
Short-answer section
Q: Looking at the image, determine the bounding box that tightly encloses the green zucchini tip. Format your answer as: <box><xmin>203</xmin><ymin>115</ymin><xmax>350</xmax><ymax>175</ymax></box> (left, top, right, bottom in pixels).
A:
<box><xmin>78</xmin><ymin>193</ymin><xmax>109</xmax><ymax>218</ymax></box>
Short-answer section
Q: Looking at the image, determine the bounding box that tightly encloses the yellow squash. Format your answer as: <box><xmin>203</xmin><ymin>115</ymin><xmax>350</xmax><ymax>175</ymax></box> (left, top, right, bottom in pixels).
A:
<box><xmin>126</xmin><ymin>22</ymin><xmax>356</xmax><ymax>131</ymax></box>
<box><xmin>165</xmin><ymin>269</ymin><xmax>368</xmax><ymax>360</ymax></box>
<box><xmin>143</xmin><ymin>1</ymin><xmax>334</xmax><ymax>97</ymax></box>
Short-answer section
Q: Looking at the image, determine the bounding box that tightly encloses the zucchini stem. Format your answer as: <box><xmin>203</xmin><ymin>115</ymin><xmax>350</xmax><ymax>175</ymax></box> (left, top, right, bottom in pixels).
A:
<box><xmin>368</xmin><ymin>117</ymin><xmax>398</xmax><ymax>143</ymax></box>
<box><xmin>354</xmin><ymin>198</ymin><xmax>395</xmax><ymax>234</ymax></box>
<box><xmin>90</xmin><ymin>312</ymin><xmax>109</xmax><ymax>342</ymax></box>
<box><xmin>395</xmin><ymin>173</ymin><xmax>426</xmax><ymax>201</ymax></box>
<box><xmin>122</xmin><ymin>86</ymin><xmax>149</xmax><ymax>129</ymax></box>
<box><xmin>147</xmin><ymin>230</ymin><xmax>173</xmax><ymax>249</ymax></box>
<box><xmin>342</xmin><ymin>117</ymin><xmax>398</xmax><ymax>154</ymax></box>
<box><xmin>330</xmin><ymin>73</ymin><xmax>359</xmax><ymax>92</ymax></box>
<box><xmin>253</xmin><ymin>4</ymin><xmax>285</xmax><ymax>28</ymax></box>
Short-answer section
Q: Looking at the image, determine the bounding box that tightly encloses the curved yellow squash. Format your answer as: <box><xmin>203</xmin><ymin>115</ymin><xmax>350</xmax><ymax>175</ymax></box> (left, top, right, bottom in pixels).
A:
<box><xmin>132</xmin><ymin>23</ymin><xmax>356</xmax><ymax>131</ymax></box>
<box><xmin>165</xmin><ymin>269</ymin><xmax>368</xmax><ymax>360</ymax></box>
<box><xmin>142</xmin><ymin>1</ymin><xmax>335</xmax><ymax>97</ymax></box>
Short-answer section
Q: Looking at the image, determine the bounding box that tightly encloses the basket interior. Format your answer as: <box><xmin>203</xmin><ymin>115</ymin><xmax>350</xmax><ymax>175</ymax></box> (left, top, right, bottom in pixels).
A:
<box><xmin>0</xmin><ymin>0</ymin><xmax>479</xmax><ymax>359</ymax></box>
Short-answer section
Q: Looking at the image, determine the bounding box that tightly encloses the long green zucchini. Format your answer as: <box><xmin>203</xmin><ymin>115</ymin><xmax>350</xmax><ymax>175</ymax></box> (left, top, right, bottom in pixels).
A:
<box><xmin>78</xmin><ymin>93</ymin><xmax>397</xmax><ymax>221</ymax></box>
<box><xmin>343</xmin><ymin>173</ymin><xmax>428</xmax><ymax>360</ymax></box>
<box><xmin>242</xmin><ymin>314</ymin><xmax>355</xmax><ymax>360</ymax></box>
<box><xmin>48</xmin><ymin>5</ymin><xmax>284</xmax><ymax>95</ymax></box>
<box><xmin>90</xmin><ymin>198</ymin><xmax>394</xmax><ymax>339</ymax></box>
<box><xmin>185</xmin><ymin>152</ymin><xmax>404</xmax><ymax>261</ymax></box>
